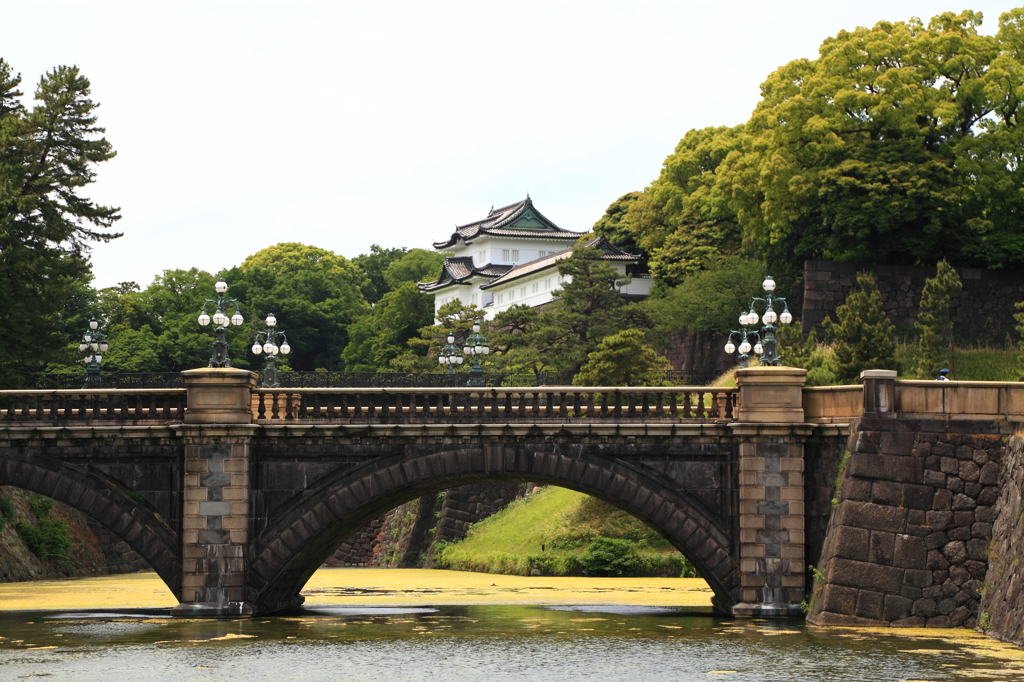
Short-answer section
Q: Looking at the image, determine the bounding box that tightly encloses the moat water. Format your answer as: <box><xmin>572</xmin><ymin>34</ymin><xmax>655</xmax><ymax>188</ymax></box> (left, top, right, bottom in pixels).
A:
<box><xmin>0</xmin><ymin>571</ymin><xmax>1021</xmax><ymax>681</ymax></box>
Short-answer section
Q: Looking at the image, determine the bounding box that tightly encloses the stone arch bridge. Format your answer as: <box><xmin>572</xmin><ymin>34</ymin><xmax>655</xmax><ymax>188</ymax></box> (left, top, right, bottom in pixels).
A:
<box><xmin>5</xmin><ymin>368</ymin><xmax>995</xmax><ymax>620</ymax></box>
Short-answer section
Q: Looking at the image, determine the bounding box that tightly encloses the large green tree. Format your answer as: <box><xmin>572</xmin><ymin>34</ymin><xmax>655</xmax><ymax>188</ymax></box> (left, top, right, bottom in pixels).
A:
<box><xmin>0</xmin><ymin>59</ymin><xmax>120</xmax><ymax>384</ymax></box>
<box><xmin>233</xmin><ymin>243</ymin><xmax>369</xmax><ymax>371</ymax></box>
<box><xmin>611</xmin><ymin>8</ymin><xmax>1024</xmax><ymax>285</ymax></box>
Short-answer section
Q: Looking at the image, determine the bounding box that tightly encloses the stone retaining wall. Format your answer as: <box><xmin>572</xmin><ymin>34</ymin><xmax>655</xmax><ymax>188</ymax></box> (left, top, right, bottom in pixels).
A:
<box><xmin>979</xmin><ymin>436</ymin><xmax>1024</xmax><ymax>646</ymax></box>
<box><xmin>801</xmin><ymin>259</ymin><xmax>1024</xmax><ymax>343</ymax></box>
<box><xmin>807</xmin><ymin>418</ymin><xmax>1005</xmax><ymax>628</ymax></box>
<box><xmin>326</xmin><ymin>482</ymin><xmax>529</xmax><ymax>567</ymax></box>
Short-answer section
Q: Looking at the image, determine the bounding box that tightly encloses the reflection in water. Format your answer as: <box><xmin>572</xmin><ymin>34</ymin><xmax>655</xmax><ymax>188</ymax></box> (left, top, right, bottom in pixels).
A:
<box><xmin>0</xmin><ymin>605</ymin><xmax>1022</xmax><ymax>681</ymax></box>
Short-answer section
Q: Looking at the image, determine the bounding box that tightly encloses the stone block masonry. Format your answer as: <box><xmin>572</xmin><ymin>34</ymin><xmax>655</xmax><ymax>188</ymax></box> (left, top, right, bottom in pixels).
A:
<box><xmin>171</xmin><ymin>425</ymin><xmax>259</xmax><ymax>617</ymax></box>
<box><xmin>801</xmin><ymin>259</ymin><xmax>1024</xmax><ymax>343</ymax></box>
<box><xmin>979</xmin><ymin>436</ymin><xmax>1024</xmax><ymax>646</ymax></box>
<box><xmin>807</xmin><ymin>417</ymin><xmax>1007</xmax><ymax>627</ymax></box>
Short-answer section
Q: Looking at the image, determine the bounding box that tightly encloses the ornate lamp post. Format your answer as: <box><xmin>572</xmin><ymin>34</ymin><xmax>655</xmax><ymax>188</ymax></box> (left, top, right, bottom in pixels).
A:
<box><xmin>462</xmin><ymin>320</ymin><xmax>490</xmax><ymax>387</ymax></box>
<box><xmin>724</xmin><ymin>317</ymin><xmax>758</xmax><ymax>369</ymax></box>
<box><xmin>197</xmin><ymin>279</ymin><xmax>244</xmax><ymax>368</ymax></box>
<box><xmin>250</xmin><ymin>313</ymin><xmax>291</xmax><ymax>388</ymax></box>
<box><xmin>438</xmin><ymin>332</ymin><xmax>464</xmax><ymax>385</ymax></box>
<box><xmin>724</xmin><ymin>275</ymin><xmax>794</xmax><ymax>366</ymax></box>
<box><xmin>79</xmin><ymin>316</ymin><xmax>108</xmax><ymax>388</ymax></box>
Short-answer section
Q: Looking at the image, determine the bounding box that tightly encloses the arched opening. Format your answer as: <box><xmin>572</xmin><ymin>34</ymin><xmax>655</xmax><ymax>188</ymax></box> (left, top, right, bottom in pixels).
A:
<box><xmin>0</xmin><ymin>456</ymin><xmax>182</xmax><ymax>598</ymax></box>
<box><xmin>249</xmin><ymin>446</ymin><xmax>739</xmax><ymax>614</ymax></box>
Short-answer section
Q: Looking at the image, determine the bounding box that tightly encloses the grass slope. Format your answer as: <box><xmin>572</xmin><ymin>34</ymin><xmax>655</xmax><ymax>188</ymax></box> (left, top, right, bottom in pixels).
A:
<box><xmin>435</xmin><ymin>486</ymin><xmax>696</xmax><ymax>577</ymax></box>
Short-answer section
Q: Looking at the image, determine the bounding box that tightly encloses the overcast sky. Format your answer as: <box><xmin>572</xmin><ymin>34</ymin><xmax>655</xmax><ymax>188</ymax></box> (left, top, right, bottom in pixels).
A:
<box><xmin>4</xmin><ymin>1</ymin><xmax>1018</xmax><ymax>288</ymax></box>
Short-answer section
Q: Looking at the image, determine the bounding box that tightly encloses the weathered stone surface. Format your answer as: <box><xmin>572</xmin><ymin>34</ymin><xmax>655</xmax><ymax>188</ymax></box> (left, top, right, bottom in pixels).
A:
<box><xmin>913</xmin><ymin>598</ymin><xmax>938</xmax><ymax>617</ymax></box>
<box><xmin>869</xmin><ymin>531</ymin><xmax>895</xmax><ymax>565</ymax></box>
<box><xmin>951</xmin><ymin>494</ymin><xmax>977</xmax><ymax>511</ymax></box>
<box><xmin>978</xmin><ymin>461</ymin><xmax>1000</xmax><ymax>485</ymax></box>
<box><xmin>894</xmin><ymin>534</ymin><xmax>927</xmax><ymax>569</ymax></box>
<box><xmin>942</xmin><ymin>541</ymin><xmax>968</xmax><ymax>565</ymax></box>
<box><xmin>883</xmin><ymin>594</ymin><xmax>913</xmax><ymax>621</ymax></box>
<box><xmin>837</xmin><ymin>501</ymin><xmax>908</xmax><ymax>534</ymax></box>
<box><xmin>927</xmin><ymin>549</ymin><xmax>950</xmax><ymax>571</ymax></box>
<box><xmin>829</xmin><ymin>558</ymin><xmax>904</xmax><ymax>594</ymax></box>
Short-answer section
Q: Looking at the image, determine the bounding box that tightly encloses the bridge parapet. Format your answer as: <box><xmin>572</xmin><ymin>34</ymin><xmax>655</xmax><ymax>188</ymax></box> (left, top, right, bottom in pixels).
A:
<box><xmin>0</xmin><ymin>388</ymin><xmax>186</xmax><ymax>425</ymax></box>
<box><xmin>252</xmin><ymin>386</ymin><xmax>738</xmax><ymax>424</ymax></box>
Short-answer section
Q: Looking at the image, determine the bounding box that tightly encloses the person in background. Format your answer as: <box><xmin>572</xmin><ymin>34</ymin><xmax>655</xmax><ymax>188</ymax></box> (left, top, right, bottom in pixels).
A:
<box><xmin>937</xmin><ymin>369</ymin><xmax>951</xmax><ymax>381</ymax></box>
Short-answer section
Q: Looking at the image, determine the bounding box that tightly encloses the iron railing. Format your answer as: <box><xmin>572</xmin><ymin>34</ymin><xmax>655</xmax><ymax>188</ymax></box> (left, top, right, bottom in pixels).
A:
<box><xmin>13</xmin><ymin>372</ymin><xmax>185</xmax><ymax>390</ymax></box>
<box><xmin>11</xmin><ymin>369</ymin><xmax>720</xmax><ymax>390</ymax></box>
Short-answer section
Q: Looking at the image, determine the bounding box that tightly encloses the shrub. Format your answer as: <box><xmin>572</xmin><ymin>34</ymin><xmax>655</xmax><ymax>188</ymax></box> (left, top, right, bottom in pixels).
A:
<box><xmin>0</xmin><ymin>496</ymin><xmax>14</xmax><ymax>533</ymax></box>
<box><xmin>15</xmin><ymin>495</ymin><xmax>71</xmax><ymax>565</ymax></box>
<box><xmin>580</xmin><ymin>537</ymin><xmax>640</xmax><ymax>576</ymax></box>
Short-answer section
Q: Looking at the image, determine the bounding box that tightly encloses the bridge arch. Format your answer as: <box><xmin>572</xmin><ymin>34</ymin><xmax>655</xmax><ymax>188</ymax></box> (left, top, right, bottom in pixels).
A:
<box><xmin>0</xmin><ymin>455</ymin><xmax>182</xmax><ymax>598</ymax></box>
<box><xmin>248</xmin><ymin>446</ymin><xmax>740</xmax><ymax>614</ymax></box>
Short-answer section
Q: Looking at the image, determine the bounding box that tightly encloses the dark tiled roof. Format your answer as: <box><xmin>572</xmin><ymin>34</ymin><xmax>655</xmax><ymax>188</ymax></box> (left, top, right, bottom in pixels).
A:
<box><xmin>432</xmin><ymin>197</ymin><xmax>584</xmax><ymax>249</ymax></box>
<box><xmin>479</xmin><ymin>236</ymin><xmax>640</xmax><ymax>290</ymax></box>
<box><xmin>417</xmin><ymin>257</ymin><xmax>513</xmax><ymax>292</ymax></box>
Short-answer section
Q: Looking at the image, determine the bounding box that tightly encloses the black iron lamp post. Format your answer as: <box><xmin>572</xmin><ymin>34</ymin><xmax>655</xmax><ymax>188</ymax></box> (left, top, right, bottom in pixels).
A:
<box><xmin>462</xmin><ymin>320</ymin><xmax>490</xmax><ymax>387</ymax></box>
<box><xmin>251</xmin><ymin>313</ymin><xmax>291</xmax><ymax>388</ymax></box>
<box><xmin>79</xmin><ymin>316</ymin><xmax>108</xmax><ymax>388</ymax></box>
<box><xmin>724</xmin><ymin>275</ymin><xmax>794</xmax><ymax>366</ymax></box>
<box><xmin>197</xmin><ymin>279</ymin><xmax>244</xmax><ymax>367</ymax></box>
<box><xmin>438</xmin><ymin>333</ymin><xmax>464</xmax><ymax>382</ymax></box>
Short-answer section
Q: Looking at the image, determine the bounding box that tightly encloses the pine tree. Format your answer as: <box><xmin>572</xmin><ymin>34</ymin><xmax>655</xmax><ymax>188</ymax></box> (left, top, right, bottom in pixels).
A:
<box><xmin>822</xmin><ymin>273</ymin><xmax>897</xmax><ymax>383</ymax></box>
<box><xmin>573</xmin><ymin>329</ymin><xmax>671</xmax><ymax>386</ymax></box>
<box><xmin>0</xmin><ymin>59</ymin><xmax>120</xmax><ymax>384</ymax></box>
<box><xmin>914</xmin><ymin>260</ymin><xmax>962</xmax><ymax>378</ymax></box>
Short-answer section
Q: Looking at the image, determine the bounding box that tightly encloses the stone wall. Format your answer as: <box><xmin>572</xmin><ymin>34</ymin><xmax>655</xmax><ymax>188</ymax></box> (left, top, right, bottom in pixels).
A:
<box><xmin>661</xmin><ymin>328</ymin><xmax>735</xmax><ymax>376</ymax></box>
<box><xmin>0</xmin><ymin>485</ymin><xmax>149</xmax><ymax>582</ymax></box>
<box><xmin>804</xmin><ymin>437</ymin><xmax>848</xmax><ymax>569</ymax></box>
<box><xmin>979</xmin><ymin>436</ymin><xmax>1024</xmax><ymax>646</ymax></box>
<box><xmin>802</xmin><ymin>259</ymin><xmax>1024</xmax><ymax>342</ymax></box>
<box><xmin>326</xmin><ymin>482</ymin><xmax>529</xmax><ymax>567</ymax></box>
<box><xmin>807</xmin><ymin>418</ymin><xmax>1005</xmax><ymax>627</ymax></box>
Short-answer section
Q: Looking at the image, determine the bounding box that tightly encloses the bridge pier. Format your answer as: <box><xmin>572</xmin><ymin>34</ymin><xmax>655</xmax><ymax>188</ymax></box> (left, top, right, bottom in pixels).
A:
<box><xmin>169</xmin><ymin>369</ymin><xmax>280</xmax><ymax>617</ymax></box>
<box><xmin>730</xmin><ymin>367</ymin><xmax>809</xmax><ymax>617</ymax></box>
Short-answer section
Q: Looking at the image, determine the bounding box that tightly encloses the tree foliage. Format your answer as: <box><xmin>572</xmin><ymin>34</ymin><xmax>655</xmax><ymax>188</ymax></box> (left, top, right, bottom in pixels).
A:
<box><xmin>610</xmin><ymin>8</ymin><xmax>1024</xmax><ymax>280</ymax></box>
<box><xmin>488</xmin><ymin>244</ymin><xmax>645</xmax><ymax>375</ymax></box>
<box><xmin>235</xmin><ymin>243</ymin><xmax>369</xmax><ymax>371</ymax></box>
<box><xmin>574</xmin><ymin>329</ymin><xmax>671</xmax><ymax>386</ymax></box>
<box><xmin>914</xmin><ymin>260</ymin><xmax>963</xmax><ymax>378</ymax></box>
<box><xmin>0</xmin><ymin>59</ymin><xmax>120</xmax><ymax>383</ymax></box>
<box><xmin>645</xmin><ymin>255</ymin><xmax>765</xmax><ymax>336</ymax></box>
<box><xmin>823</xmin><ymin>273</ymin><xmax>897</xmax><ymax>383</ymax></box>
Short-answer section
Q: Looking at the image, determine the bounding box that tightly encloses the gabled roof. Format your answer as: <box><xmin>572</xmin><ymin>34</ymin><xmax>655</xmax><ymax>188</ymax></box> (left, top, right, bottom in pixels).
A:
<box><xmin>479</xmin><ymin>236</ymin><xmax>640</xmax><ymax>290</ymax></box>
<box><xmin>417</xmin><ymin>257</ymin><xmax>513</xmax><ymax>293</ymax></box>
<box><xmin>432</xmin><ymin>196</ymin><xmax>584</xmax><ymax>250</ymax></box>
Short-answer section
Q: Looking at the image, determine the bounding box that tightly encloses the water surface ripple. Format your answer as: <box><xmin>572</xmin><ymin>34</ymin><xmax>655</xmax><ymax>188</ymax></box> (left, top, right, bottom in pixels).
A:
<box><xmin>0</xmin><ymin>604</ymin><xmax>1021</xmax><ymax>681</ymax></box>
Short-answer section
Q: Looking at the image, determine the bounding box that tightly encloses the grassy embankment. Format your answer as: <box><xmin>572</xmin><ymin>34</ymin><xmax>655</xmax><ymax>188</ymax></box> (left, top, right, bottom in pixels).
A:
<box><xmin>435</xmin><ymin>486</ymin><xmax>697</xmax><ymax>578</ymax></box>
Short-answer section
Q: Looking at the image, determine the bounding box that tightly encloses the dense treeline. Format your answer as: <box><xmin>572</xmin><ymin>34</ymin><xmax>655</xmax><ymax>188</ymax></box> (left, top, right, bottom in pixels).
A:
<box><xmin>5</xmin><ymin>7</ymin><xmax>1024</xmax><ymax>387</ymax></box>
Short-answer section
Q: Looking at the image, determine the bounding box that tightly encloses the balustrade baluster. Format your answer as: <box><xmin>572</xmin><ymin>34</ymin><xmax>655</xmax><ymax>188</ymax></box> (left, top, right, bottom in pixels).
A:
<box><xmin>270</xmin><ymin>393</ymin><xmax>281</xmax><ymax>420</ymax></box>
<box><xmin>257</xmin><ymin>393</ymin><xmax>267</xmax><ymax>420</ymax></box>
<box><xmin>725</xmin><ymin>391</ymin><xmax>736</xmax><ymax>419</ymax></box>
<box><xmin>585</xmin><ymin>392</ymin><xmax>595</xmax><ymax>419</ymax></box>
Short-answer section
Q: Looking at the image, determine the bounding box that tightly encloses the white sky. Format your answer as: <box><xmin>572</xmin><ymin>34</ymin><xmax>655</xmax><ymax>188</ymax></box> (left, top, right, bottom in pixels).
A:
<box><xmin>3</xmin><ymin>1</ymin><xmax>1017</xmax><ymax>288</ymax></box>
